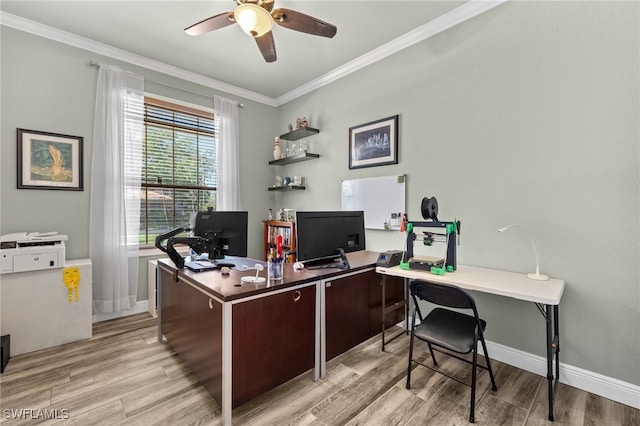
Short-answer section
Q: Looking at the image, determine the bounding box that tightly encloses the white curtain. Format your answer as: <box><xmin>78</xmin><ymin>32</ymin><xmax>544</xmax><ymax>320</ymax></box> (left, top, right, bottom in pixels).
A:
<box><xmin>90</xmin><ymin>64</ymin><xmax>144</xmax><ymax>313</ymax></box>
<box><xmin>214</xmin><ymin>96</ymin><xmax>240</xmax><ymax>210</ymax></box>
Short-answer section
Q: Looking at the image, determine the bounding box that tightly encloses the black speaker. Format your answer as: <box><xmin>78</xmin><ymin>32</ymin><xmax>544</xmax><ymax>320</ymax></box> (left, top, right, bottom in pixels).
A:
<box><xmin>1</xmin><ymin>335</ymin><xmax>10</xmax><ymax>373</ymax></box>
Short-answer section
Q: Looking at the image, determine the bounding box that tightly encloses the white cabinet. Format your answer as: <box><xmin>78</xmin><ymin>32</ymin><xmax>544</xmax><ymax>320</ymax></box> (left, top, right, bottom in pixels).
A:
<box><xmin>0</xmin><ymin>259</ymin><xmax>92</xmax><ymax>356</ymax></box>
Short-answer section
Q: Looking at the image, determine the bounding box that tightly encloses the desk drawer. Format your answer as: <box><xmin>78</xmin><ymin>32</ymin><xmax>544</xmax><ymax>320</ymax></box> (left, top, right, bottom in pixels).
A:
<box><xmin>232</xmin><ymin>285</ymin><xmax>316</xmax><ymax>407</ymax></box>
<box><xmin>326</xmin><ymin>270</ymin><xmax>404</xmax><ymax>360</ymax></box>
<box><xmin>160</xmin><ymin>268</ymin><xmax>223</xmax><ymax>404</ymax></box>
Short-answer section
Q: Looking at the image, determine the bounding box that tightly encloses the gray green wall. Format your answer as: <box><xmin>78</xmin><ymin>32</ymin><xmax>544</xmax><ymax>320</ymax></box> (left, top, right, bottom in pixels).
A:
<box><xmin>275</xmin><ymin>2</ymin><xmax>639</xmax><ymax>385</ymax></box>
<box><xmin>1</xmin><ymin>1</ymin><xmax>638</xmax><ymax>386</ymax></box>
<box><xmin>0</xmin><ymin>27</ymin><xmax>277</xmax><ymax>301</ymax></box>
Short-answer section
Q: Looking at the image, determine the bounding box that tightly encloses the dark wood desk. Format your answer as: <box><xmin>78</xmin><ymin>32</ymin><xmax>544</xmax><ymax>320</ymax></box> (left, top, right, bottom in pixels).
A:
<box><xmin>157</xmin><ymin>250</ymin><xmax>403</xmax><ymax>426</ymax></box>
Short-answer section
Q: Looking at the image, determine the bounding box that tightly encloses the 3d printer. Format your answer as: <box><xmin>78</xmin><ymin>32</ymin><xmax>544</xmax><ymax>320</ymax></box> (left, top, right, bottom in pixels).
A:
<box><xmin>402</xmin><ymin>196</ymin><xmax>461</xmax><ymax>274</ymax></box>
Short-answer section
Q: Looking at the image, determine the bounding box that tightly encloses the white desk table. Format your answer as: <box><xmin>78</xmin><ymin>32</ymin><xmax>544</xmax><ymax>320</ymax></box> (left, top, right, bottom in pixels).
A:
<box><xmin>376</xmin><ymin>264</ymin><xmax>565</xmax><ymax>421</ymax></box>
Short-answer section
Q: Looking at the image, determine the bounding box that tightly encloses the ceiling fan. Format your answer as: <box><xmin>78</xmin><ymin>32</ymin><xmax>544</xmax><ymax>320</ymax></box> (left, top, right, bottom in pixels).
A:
<box><xmin>185</xmin><ymin>0</ymin><xmax>337</xmax><ymax>63</ymax></box>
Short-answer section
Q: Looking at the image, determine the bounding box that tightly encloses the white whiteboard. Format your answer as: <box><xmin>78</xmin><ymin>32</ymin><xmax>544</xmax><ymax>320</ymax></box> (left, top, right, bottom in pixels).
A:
<box><xmin>341</xmin><ymin>175</ymin><xmax>406</xmax><ymax>230</ymax></box>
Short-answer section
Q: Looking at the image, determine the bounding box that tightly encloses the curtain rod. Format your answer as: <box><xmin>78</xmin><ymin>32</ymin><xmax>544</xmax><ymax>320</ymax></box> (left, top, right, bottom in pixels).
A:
<box><xmin>89</xmin><ymin>61</ymin><xmax>244</xmax><ymax>108</ymax></box>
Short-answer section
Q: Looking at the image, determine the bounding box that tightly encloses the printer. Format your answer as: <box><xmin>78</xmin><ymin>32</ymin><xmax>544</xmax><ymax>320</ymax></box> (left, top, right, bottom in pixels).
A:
<box><xmin>1</xmin><ymin>232</ymin><xmax>67</xmax><ymax>274</ymax></box>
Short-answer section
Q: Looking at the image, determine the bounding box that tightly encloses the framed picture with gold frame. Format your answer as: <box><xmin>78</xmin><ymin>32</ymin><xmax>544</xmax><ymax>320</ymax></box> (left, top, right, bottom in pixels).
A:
<box><xmin>17</xmin><ymin>128</ymin><xmax>83</xmax><ymax>191</ymax></box>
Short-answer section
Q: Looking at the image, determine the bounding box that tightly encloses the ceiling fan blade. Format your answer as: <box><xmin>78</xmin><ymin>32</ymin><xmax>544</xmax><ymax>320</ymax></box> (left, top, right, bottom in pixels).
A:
<box><xmin>272</xmin><ymin>8</ymin><xmax>337</xmax><ymax>38</ymax></box>
<box><xmin>185</xmin><ymin>12</ymin><xmax>235</xmax><ymax>36</ymax></box>
<box><xmin>255</xmin><ymin>31</ymin><xmax>277</xmax><ymax>62</ymax></box>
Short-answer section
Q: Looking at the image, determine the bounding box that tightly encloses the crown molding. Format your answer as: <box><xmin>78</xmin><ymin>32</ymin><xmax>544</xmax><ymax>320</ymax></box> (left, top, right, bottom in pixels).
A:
<box><xmin>276</xmin><ymin>0</ymin><xmax>508</xmax><ymax>105</ymax></box>
<box><xmin>1</xmin><ymin>0</ymin><xmax>508</xmax><ymax>108</ymax></box>
<box><xmin>0</xmin><ymin>11</ymin><xmax>279</xmax><ymax>107</ymax></box>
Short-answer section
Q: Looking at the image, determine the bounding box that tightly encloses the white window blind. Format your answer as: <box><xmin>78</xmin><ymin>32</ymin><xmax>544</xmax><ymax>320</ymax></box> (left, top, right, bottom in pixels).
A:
<box><xmin>140</xmin><ymin>98</ymin><xmax>216</xmax><ymax>245</ymax></box>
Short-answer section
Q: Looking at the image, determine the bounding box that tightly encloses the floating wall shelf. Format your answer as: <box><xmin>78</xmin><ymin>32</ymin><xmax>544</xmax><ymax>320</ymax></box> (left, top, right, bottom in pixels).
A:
<box><xmin>269</xmin><ymin>153</ymin><xmax>320</xmax><ymax>166</ymax></box>
<box><xmin>268</xmin><ymin>185</ymin><xmax>306</xmax><ymax>192</ymax></box>
<box><xmin>279</xmin><ymin>127</ymin><xmax>319</xmax><ymax>141</ymax></box>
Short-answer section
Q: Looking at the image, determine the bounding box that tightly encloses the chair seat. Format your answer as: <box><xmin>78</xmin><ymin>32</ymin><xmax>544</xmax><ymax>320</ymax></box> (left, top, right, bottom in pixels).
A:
<box><xmin>414</xmin><ymin>308</ymin><xmax>487</xmax><ymax>354</ymax></box>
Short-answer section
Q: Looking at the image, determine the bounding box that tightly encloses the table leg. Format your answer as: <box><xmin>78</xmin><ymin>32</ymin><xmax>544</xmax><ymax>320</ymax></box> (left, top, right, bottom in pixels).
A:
<box><xmin>222</xmin><ymin>303</ymin><xmax>232</xmax><ymax>426</ymax></box>
<box><xmin>316</xmin><ymin>280</ymin><xmax>323</xmax><ymax>380</ymax></box>
<box><xmin>157</xmin><ymin>270</ymin><xmax>163</xmax><ymax>342</ymax></box>
<box><xmin>546</xmin><ymin>304</ymin><xmax>560</xmax><ymax>421</ymax></box>
<box><xmin>555</xmin><ymin>305</ymin><xmax>560</xmax><ymax>390</ymax></box>
<box><xmin>404</xmin><ymin>278</ymin><xmax>409</xmax><ymax>332</ymax></box>
<box><xmin>381</xmin><ymin>275</ymin><xmax>387</xmax><ymax>351</ymax></box>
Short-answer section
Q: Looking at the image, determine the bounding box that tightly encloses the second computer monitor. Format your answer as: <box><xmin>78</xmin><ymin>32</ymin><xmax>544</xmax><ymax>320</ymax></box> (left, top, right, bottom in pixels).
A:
<box><xmin>192</xmin><ymin>209</ymin><xmax>248</xmax><ymax>258</ymax></box>
<box><xmin>296</xmin><ymin>210</ymin><xmax>365</xmax><ymax>264</ymax></box>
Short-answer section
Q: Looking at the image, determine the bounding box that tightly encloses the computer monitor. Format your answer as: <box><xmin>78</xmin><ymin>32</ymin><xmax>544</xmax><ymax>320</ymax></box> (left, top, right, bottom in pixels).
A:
<box><xmin>296</xmin><ymin>210</ymin><xmax>365</xmax><ymax>264</ymax></box>
<box><xmin>192</xmin><ymin>208</ymin><xmax>248</xmax><ymax>259</ymax></box>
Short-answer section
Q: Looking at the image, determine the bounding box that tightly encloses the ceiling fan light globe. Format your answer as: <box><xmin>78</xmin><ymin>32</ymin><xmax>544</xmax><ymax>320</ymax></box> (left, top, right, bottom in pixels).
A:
<box><xmin>234</xmin><ymin>4</ymin><xmax>273</xmax><ymax>38</ymax></box>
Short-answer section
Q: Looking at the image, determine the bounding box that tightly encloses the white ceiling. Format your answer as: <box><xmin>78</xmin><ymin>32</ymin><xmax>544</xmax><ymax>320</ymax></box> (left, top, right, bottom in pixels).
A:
<box><xmin>1</xmin><ymin>1</ymin><xmax>504</xmax><ymax>105</ymax></box>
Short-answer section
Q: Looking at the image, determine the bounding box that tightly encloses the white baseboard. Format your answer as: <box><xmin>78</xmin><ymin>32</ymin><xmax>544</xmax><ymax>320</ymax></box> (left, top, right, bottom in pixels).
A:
<box><xmin>484</xmin><ymin>340</ymin><xmax>640</xmax><ymax>409</ymax></box>
<box><xmin>92</xmin><ymin>300</ymin><xmax>149</xmax><ymax>323</ymax></box>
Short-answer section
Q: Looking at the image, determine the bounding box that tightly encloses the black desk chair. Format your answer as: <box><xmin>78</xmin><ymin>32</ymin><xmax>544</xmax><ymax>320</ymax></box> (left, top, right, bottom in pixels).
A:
<box><xmin>406</xmin><ymin>280</ymin><xmax>498</xmax><ymax>423</ymax></box>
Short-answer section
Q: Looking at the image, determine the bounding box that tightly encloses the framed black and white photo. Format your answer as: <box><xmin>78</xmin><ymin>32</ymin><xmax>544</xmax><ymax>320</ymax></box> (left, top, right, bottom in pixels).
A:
<box><xmin>349</xmin><ymin>115</ymin><xmax>398</xmax><ymax>169</ymax></box>
<box><xmin>17</xmin><ymin>128</ymin><xmax>84</xmax><ymax>191</ymax></box>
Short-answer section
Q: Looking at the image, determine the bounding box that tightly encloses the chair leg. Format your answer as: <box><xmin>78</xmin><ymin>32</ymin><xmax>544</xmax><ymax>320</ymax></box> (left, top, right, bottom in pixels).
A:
<box><xmin>427</xmin><ymin>342</ymin><xmax>438</xmax><ymax>366</ymax></box>
<box><xmin>406</xmin><ymin>329</ymin><xmax>415</xmax><ymax>389</ymax></box>
<box><xmin>406</xmin><ymin>310</ymin><xmax>419</xmax><ymax>389</ymax></box>
<box><xmin>480</xmin><ymin>335</ymin><xmax>498</xmax><ymax>391</ymax></box>
<box><xmin>469</xmin><ymin>343</ymin><xmax>478</xmax><ymax>423</ymax></box>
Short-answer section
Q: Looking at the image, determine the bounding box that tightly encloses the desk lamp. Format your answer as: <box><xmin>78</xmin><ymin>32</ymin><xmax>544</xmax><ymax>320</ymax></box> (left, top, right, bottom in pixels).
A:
<box><xmin>498</xmin><ymin>224</ymin><xmax>549</xmax><ymax>281</ymax></box>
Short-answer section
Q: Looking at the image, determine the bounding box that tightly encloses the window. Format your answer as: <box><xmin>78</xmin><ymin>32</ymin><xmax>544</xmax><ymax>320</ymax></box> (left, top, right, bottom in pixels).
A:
<box><xmin>140</xmin><ymin>98</ymin><xmax>216</xmax><ymax>246</ymax></box>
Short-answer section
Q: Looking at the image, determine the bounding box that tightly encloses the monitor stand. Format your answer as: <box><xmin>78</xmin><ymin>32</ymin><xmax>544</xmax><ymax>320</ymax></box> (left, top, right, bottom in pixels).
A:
<box><xmin>303</xmin><ymin>255</ymin><xmax>338</xmax><ymax>266</ymax></box>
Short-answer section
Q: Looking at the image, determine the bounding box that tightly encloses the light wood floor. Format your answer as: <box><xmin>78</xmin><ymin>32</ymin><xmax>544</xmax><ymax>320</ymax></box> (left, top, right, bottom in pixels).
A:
<box><xmin>1</xmin><ymin>313</ymin><xmax>637</xmax><ymax>425</ymax></box>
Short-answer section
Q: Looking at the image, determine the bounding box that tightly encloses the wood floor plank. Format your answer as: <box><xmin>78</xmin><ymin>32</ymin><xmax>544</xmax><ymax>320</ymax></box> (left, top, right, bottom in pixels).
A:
<box><xmin>327</xmin><ymin>339</ymin><xmax>393</xmax><ymax>377</ymax></box>
<box><xmin>51</xmin><ymin>400</ymin><xmax>126</xmax><ymax>426</ymax></box>
<box><xmin>403</xmin><ymin>351</ymin><xmax>465</xmax><ymax>401</ymax></box>
<box><xmin>120</xmin><ymin>367</ymin><xmax>202</xmax><ymax>417</ymax></box>
<box><xmin>404</xmin><ymin>388</ymin><xmax>470</xmax><ymax>425</ymax></box>
<box><xmin>526</xmin><ymin>382</ymin><xmax>587</xmax><ymax>425</ymax></box>
<box><xmin>476</xmin><ymin>393</ymin><xmax>528</xmax><ymax>425</ymax></box>
<box><xmin>67</xmin><ymin>342</ymin><xmax>174</xmax><ymax>380</ymax></box>
<box><xmin>394</xmin><ymin>347</ymin><xmax>507</xmax><ymax>425</ymax></box>
<box><xmin>1</xmin><ymin>312</ymin><xmax>637</xmax><ymax>426</ymax></box>
<box><xmin>51</xmin><ymin>367</ymin><xmax>167</xmax><ymax>414</ymax></box>
<box><xmin>233</xmin><ymin>363</ymin><xmax>359</xmax><ymax>426</ymax></box>
<box><xmin>584</xmin><ymin>392</ymin><xmax>640</xmax><ymax>426</ymax></box>
<box><xmin>494</xmin><ymin>363</ymin><xmax>544</xmax><ymax>411</ymax></box>
<box><xmin>91</xmin><ymin>315</ymin><xmax>157</xmax><ymax>338</ymax></box>
<box><xmin>162</xmin><ymin>361</ymin><xmax>196</xmax><ymax>381</ymax></box>
<box><xmin>0</xmin><ymin>367</ymin><xmax>69</xmax><ymax>407</ymax></box>
<box><xmin>622</xmin><ymin>404</ymin><xmax>640</xmax><ymax>426</ymax></box>
<box><xmin>0</xmin><ymin>390</ymin><xmax>54</xmax><ymax>426</ymax></box>
<box><xmin>0</xmin><ymin>325</ymin><xmax>152</xmax><ymax>380</ymax></box>
<box><xmin>311</xmin><ymin>355</ymin><xmax>408</xmax><ymax>425</ymax></box>
<box><xmin>51</xmin><ymin>358</ymin><xmax>163</xmax><ymax>403</ymax></box>
<box><xmin>114</xmin><ymin>386</ymin><xmax>220</xmax><ymax>426</ymax></box>
<box><xmin>281</xmin><ymin>412</ymin><xmax>324</xmax><ymax>426</ymax></box>
<box><xmin>345</xmin><ymin>384</ymin><xmax>427</xmax><ymax>426</ymax></box>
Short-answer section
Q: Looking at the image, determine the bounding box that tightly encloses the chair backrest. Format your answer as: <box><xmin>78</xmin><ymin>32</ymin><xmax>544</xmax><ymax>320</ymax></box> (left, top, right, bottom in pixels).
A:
<box><xmin>410</xmin><ymin>280</ymin><xmax>477</xmax><ymax>312</ymax></box>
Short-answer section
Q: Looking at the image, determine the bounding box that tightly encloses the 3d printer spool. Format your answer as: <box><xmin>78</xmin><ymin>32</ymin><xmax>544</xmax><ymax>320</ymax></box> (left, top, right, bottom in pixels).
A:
<box><xmin>421</xmin><ymin>196</ymin><xmax>439</xmax><ymax>221</ymax></box>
